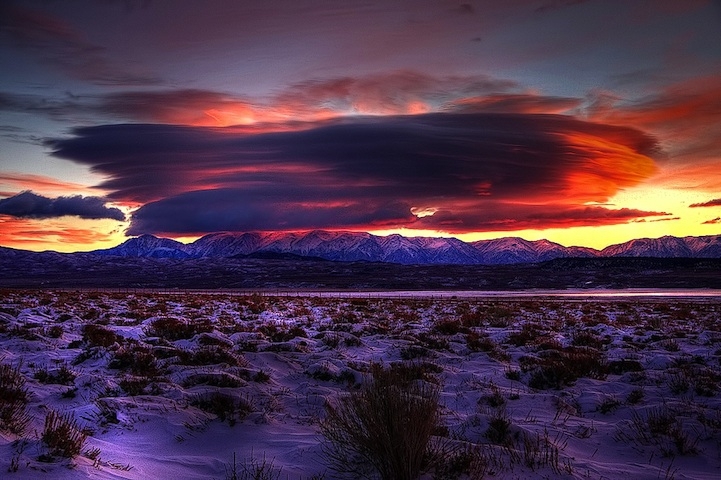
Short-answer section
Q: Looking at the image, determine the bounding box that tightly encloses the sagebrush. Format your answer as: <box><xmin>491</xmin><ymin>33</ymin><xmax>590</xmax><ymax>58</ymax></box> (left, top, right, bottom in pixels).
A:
<box><xmin>320</xmin><ymin>362</ymin><xmax>441</xmax><ymax>480</ymax></box>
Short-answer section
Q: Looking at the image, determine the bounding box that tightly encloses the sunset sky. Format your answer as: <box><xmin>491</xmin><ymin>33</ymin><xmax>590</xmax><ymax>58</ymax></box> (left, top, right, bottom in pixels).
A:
<box><xmin>1</xmin><ymin>0</ymin><xmax>721</xmax><ymax>252</ymax></box>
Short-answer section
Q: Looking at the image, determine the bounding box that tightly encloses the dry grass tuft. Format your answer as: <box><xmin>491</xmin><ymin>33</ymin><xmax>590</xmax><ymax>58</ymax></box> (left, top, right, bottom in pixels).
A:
<box><xmin>0</xmin><ymin>362</ymin><xmax>32</xmax><ymax>435</ymax></box>
<box><xmin>320</xmin><ymin>362</ymin><xmax>441</xmax><ymax>480</ymax></box>
<box><xmin>41</xmin><ymin>409</ymin><xmax>88</xmax><ymax>459</ymax></box>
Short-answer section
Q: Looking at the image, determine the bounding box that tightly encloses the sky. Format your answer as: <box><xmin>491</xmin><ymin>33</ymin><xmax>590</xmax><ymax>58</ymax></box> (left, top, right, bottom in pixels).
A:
<box><xmin>1</xmin><ymin>0</ymin><xmax>721</xmax><ymax>253</ymax></box>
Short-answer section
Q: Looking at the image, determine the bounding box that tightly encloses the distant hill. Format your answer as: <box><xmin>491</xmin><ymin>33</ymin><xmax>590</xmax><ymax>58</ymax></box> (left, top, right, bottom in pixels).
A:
<box><xmin>2</xmin><ymin>246</ymin><xmax>720</xmax><ymax>289</ymax></box>
<box><xmin>90</xmin><ymin>231</ymin><xmax>721</xmax><ymax>265</ymax></box>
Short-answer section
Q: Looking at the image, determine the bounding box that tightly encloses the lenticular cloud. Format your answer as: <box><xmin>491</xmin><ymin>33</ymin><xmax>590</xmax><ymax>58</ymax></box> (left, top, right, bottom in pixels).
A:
<box><xmin>48</xmin><ymin>112</ymin><xmax>664</xmax><ymax>235</ymax></box>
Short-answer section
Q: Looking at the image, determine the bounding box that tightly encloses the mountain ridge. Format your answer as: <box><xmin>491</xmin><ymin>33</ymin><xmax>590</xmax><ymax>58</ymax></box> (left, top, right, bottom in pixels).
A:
<box><xmin>87</xmin><ymin>231</ymin><xmax>721</xmax><ymax>265</ymax></box>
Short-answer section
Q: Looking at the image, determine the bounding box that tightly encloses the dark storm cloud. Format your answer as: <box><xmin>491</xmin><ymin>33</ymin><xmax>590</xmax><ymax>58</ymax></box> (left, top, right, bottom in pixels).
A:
<box><xmin>48</xmin><ymin>112</ymin><xmax>664</xmax><ymax>235</ymax></box>
<box><xmin>0</xmin><ymin>191</ymin><xmax>125</xmax><ymax>220</ymax></box>
<box><xmin>126</xmin><ymin>188</ymin><xmax>413</xmax><ymax>235</ymax></box>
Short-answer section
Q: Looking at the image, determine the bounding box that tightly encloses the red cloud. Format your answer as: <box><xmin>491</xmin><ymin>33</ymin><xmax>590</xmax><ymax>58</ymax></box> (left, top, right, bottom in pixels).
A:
<box><xmin>98</xmin><ymin>90</ymin><xmax>309</xmax><ymax>127</ymax></box>
<box><xmin>443</xmin><ymin>93</ymin><xmax>581</xmax><ymax>114</ymax></box>
<box><xmin>690</xmin><ymin>198</ymin><xmax>721</xmax><ymax>208</ymax></box>
<box><xmin>0</xmin><ymin>172</ymin><xmax>96</xmax><ymax>196</ymax></box>
<box><xmin>415</xmin><ymin>204</ymin><xmax>671</xmax><ymax>233</ymax></box>
<box><xmin>93</xmin><ymin>72</ymin><xmax>518</xmax><ymax>127</ymax></box>
<box><xmin>276</xmin><ymin>71</ymin><xmax>516</xmax><ymax>116</ymax></box>
<box><xmin>587</xmin><ymin>75</ymin><xmax>721</xmax><ymax>160</ymax></box>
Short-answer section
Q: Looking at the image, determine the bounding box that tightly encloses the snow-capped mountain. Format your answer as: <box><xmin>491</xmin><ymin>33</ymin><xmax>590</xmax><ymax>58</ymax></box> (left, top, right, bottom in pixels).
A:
<box><xmin>600</xmin><ymin>235</ymin><xmax>693</xmax><ymax>258</ymax></box>
<box><xmin>92</xmin><ymin>234</ymin><xmax>191</xmax><ymax>259</ymax></box>
<box><xmin>187</xmin><ymin>232</ymin><xmax>266</xmax><ymax>257</ymax></box>
<box><xmin>469</xmin><ymin>237</ymin><xmax>596</xmax><ymax>264</ymax></box>
<box><xmin>378</xmin><ymin>234</ymin><xmax>483</xmax><ymax>264</ymax></box>
<box><xmin>676</xmin><ymin>235</ymin><xmax>721</xmax><ymax>258</ymax></box>
<box><xmin>262</xmin><ymin>231</ymin><xmax>384</xmax><ymax>261</ymax></box>
<box><xmin>86</xmin><ymin>231</ymin><xmax>721</xmax><ymax>265</ymax></box>
<box><xmin>600</xmin><ymin>235</ymin><xmax>721</xmax><ymax>258</ymax></box>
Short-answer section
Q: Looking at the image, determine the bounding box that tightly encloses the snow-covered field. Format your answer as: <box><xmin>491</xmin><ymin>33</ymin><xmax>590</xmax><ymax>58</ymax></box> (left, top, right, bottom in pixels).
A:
<box><xmin>1</xmin><ymin>290</ymin><xmax>720</xmax><ymax>479</ymax></box>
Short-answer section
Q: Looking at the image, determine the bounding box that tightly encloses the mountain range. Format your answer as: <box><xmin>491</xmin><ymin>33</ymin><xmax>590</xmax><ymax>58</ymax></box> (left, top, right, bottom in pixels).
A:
<box><xmin>88</xmin><ymin>231</ymin><xmax>721</xmax><ymax>265</ymax></box>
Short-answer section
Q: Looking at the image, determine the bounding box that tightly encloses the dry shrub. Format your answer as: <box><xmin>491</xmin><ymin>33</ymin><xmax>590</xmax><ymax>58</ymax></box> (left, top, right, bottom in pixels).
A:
<box><xmin>45</xmin><ymin>324</ymin><xmax>64</xmax><ymax>338</ymax></box>
<box><xmin>466</xmin><ymin>331</ymin><xmax>496</xmax><ymax>353</ymax></box>
<box><xmin>571</xmin><ymin>330</ymin><xmax>605</xmax><ymax>349</ymax></box>
<box><xmin>191</xmin><ymin>392</ymin><xmax>254</xmax><ymax>426</ymax></box>
<box><xmin>507</xmin><ymin>324</ymin><xmax>543</xmax><ymax>347</ymax></box>
<box><xmin>0</xmin><ymin>362</ymin><xmax>32</xmax><ymax>435</ymax></box>
<box><xmin>320</xmin><ymin>362</ymin><xmax>441</xmax><ymax>480</ymax></box>
<box><xmin>225</xmin><ymin>452</ymin><xmax>282</xmax><ymax>480</ymax></box>
<box><xmin>485</xmin><ymin>409</ymin><xmax>512</xmax><ymax>444</ymax></box>
<box><xmin>431</xmin><ymin>444</ymin><xmax>490</xmax><ymax>479</ymax></box>
<box><xmin>177</xmin><ymin>346</ymin><xmax>245</xmax><ymax>367</ymax></box>
<box><xmin>433</xmin><ymin>318</ymin><xmax>468</xmax><ymax>335</ymax></box>
<box><xmin>109</xmin><ymin>343</ymin><xmax>158</xmax><ymax>376</ymax></box>
<box><xmin>513</xmin><ymin>430</ymin><xmax>563</xmax><ymax>472</ymax></box>
<box><xmin>617</xmin><ymin>405</ymin><xmax>700</xmax><ymax>457</ymax></box>
<box><xmin>119</xmin><ymin>376</ymin><xmax>153</xmax><ymax>395</ymax></box>
<box><xmin>34</xmin><ymin>363</ymin><xmax>76</xmax><ymax>385</ymax></box>
<box><xmin>483</xmin><ymin>304</ymin><xmax>515</xmax><ymax>327</ymax></box>
<box><xmin>607</xmin><ymin>359</ymin><xmax>644</xmax><ymax>375</ymax></box>
<box><xmin>83</xmin><ymin>323</ymin><xmax>120</xmax><ymax>347</ymax></box>
<box><xmin>41</xmin><ymin>410</ymin><xmax>87</xmax><ymax>458</ymax></box>
<box><xmin>400</xmin><ymin>344</ymin><xmax>432</xmax><ymax>360</ymax></box>
<box><xmin>521</xmin><ymin>346</ymin><xmax>607</xmax><ymax>389</ymax></box>
<box><xmin>257</xmin><ymin>324</ymin><xmax>307</xmax><ymax>343</ymax></box>
<box><xmin>144</xmin><ymin>316</ymin><xmax>212</xmax><ymax>340</ymax></box>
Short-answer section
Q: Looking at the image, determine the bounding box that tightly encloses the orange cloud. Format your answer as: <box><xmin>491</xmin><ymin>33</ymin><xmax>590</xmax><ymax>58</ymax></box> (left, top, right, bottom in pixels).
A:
<box><xmin>0</xmin><ymin>216</ymin><xmax>122</xmax><ymax>251</ymax></box>
<box><xmin>100</xmin><ymin>90</ymin><xmax>292</xmax><ymax>127</ymax></box>
<box><xmin>557</xmin><ymin>131</ymin><xmax>658</xmax><ymax>202</ymax></box>
<box><xmin>652</xmin><ymin>160</ymin><xmax>721</xmax><ymax>191</ymax></box>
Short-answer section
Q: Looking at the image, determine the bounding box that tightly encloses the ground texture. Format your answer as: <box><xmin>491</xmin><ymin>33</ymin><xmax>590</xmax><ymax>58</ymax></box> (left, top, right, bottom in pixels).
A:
<box><xmin>1</xmin><ymin>290</ymin><xmax>720</xmax><ymax>479</ymax></box>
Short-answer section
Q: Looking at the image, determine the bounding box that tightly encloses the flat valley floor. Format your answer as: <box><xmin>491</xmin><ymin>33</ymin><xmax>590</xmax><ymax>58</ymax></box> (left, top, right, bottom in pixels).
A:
<box><xmin>1</xmin><ymin>290</ymin><xmax>720</xmax><ymax>479</ymax></box>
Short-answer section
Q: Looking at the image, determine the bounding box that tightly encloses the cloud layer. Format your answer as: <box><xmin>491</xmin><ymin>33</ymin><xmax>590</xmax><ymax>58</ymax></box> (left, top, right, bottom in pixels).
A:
<box><xmin>0</xmin><ymin>71</ymin><xmax>521</xmax><ymax>127</ymax></box>
<box><xmin>0</xmin><ymin>3</ymin><xmax>160</xmax><ymax>85</ymax></box>
<box><xmin>47</xmin><ymin>112</ymin><xmax>667</xmax><ymax>235</ymax></box>
<box><xmin>0</xmin><ymin>191</ymin><xmax>124</xmax><ymax>221</ymax></box>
